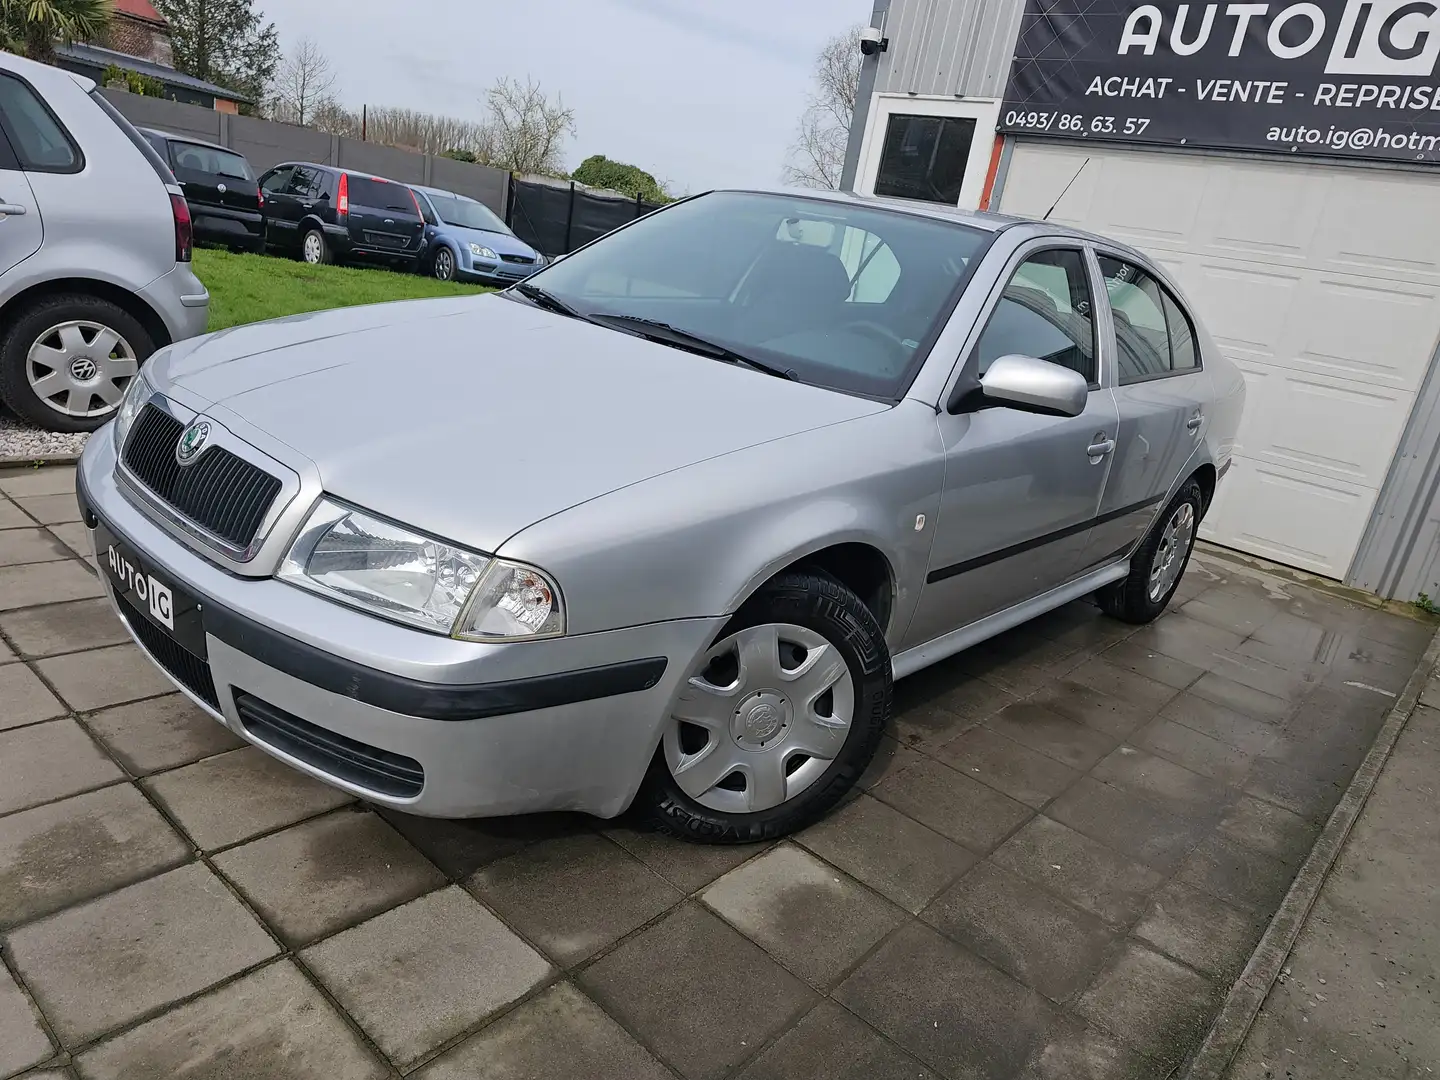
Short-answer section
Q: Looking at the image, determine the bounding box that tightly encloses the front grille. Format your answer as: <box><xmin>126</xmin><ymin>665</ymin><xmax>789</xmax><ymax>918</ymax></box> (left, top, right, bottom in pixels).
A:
<box><xmin>500</xmin><ymin>254</ymin><xmax>536</xmax><ymax>265</ymax></box>
<box><xmin>123</xmin><ymin>404</ymin><xmax>282</xmax><ymax>551</ymax></box>
<box><xmin>234</xmin><ymin>693</ymin><xmax>425</xmax><ymax>798</ymax></box>
<box><xmin>115</xmin><ymin>590</ymin><xmax>219</xmax><ymax>709</ymax></box>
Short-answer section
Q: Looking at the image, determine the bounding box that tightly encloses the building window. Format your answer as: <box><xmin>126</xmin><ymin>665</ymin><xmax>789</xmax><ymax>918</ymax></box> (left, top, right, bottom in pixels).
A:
<box><xmin>874</xmin><ymin>114</ymin><xmax>976</xmax><ymax>206</ymax></box>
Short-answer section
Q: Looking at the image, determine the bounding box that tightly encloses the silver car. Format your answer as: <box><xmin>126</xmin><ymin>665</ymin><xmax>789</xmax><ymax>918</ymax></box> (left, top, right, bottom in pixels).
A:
<box><xmin>0</xmin><ymin>52</ymin><xmax>209</xmax><ymax>433</ymax></box>
<box><xmin>77</xmin><ymin>188</ymin><xmax>1244</xmax><ymax>843</ymax></box>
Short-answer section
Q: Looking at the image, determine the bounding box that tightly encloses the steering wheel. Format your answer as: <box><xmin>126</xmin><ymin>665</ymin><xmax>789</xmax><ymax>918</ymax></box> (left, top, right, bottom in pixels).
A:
<box><xmin>839</xmin><ymin>319</ymin><xmax>909</xmax><ymax>349</ymax></box>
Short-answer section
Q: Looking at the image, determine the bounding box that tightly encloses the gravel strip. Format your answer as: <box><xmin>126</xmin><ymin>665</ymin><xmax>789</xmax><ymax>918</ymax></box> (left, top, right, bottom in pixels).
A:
<box><xmin>0</xmin><ymin>410</ymin><xmax>90</xmax><ymax>465</ymax></box>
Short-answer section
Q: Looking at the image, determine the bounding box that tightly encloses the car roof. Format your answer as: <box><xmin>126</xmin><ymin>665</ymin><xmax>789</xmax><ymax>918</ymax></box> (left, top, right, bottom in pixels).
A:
<box><xmin>271</xmin><ymin>162</ymin><xmax>413</xmax><ymax>185</ymax></box>
<box><xmin>413</xmin><ymin>185</ymin><xmax>477</xmax><ymax>202</ymax></box>
<box><xmin>716</xmin><ymin>186</ymin><xmax>1156</xmax><ymax>269</ymax></box>
<box><xmin>138</xmin><ymin>127</ymin><xmax>237</xmax><ymax>155</ymax></box>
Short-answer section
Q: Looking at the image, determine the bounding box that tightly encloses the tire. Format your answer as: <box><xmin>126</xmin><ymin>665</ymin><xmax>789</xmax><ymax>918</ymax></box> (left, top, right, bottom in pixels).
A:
<box><xmin>639</xmin><ymin>569</ymin><xmax>892</xmax><ymax>844</ymax></box>
<box><xmin>431</xmin><ymin>246</ymin><xmax>457</xmax><ymax>281</ymax></box>
<box><xmin>0</xmin><ymin>293</ymin><xmax>154</xmax><ymax>433</ymax></box>
<box><xmin>300</xmin><ymin>228</ymin><xmax>331</xmax><ymax>265</ymax></box>
<box><xmin>1098</xmin><ymin>478</ymin><xmax>1204</xmax><ymax>624</ymax></box>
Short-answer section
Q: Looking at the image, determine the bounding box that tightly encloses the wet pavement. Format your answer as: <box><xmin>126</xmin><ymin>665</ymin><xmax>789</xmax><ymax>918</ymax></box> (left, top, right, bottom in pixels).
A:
<box><xmin>1</xmin><ymin>464</ymin><xmax>1434</xmax><ymax>1080</ymax></box>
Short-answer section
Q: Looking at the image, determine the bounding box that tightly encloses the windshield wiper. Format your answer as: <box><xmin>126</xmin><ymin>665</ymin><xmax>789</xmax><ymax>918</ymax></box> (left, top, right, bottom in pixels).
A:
<box><xmin>588</xmin><ymin>314</ymin><xmax>798</xmax><ymax>381</ymax></box>
<box><xmin>510</xmin><ymin>282</ymin><xmax>595</xmax><ymax>324</ymax></box>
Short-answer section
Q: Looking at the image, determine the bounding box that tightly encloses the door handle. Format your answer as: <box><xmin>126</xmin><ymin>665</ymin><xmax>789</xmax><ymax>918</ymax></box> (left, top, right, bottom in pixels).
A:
<box><xmin>1087</xmin><ymin>436</ymin><xmax>1116</xmax><ymax>458</ymax></box>
<box><xmin>0</xmin><ymin>202</ymin><xmax>28</xmax><ymax>216</ymax></box>
<box><xmin>1186</xmin><ymin>414</ymin><xmax>1203</xmax><ymax>431</ymax></box>
<box><xmin>301</xmin><ymin>203</ymin><xmax>314</xmax><ymax>209</ymax></box>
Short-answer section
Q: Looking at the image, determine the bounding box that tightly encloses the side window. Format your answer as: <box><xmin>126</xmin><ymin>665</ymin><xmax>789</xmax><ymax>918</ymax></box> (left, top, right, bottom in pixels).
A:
<box><xmin>1098</xmin><ymin>256</ymin><xmax>1201</xmax><ymax>382</ymax></box>
<box><xmin>260</xmin><ymin>166</ymin><xmax>293</xmax><ymax>194</ymax></box>
<box><xmin>972</xmin><ymin>248</ymin><xmax>1096</xmax><ymax>384</ymax></box>
<box><xmin>417</xmin><ymin>195</ymin><xmax>438</xmax><ymax>226</ymax></box>
<box><xmin>0</xmin><ymin>73</ymin><xmax>81</xmax><ymax>173</ymax></box>
<box><xmin>286</xmin><ymin>166</ymin><xmax>324</xmax><ymax>200</ymax></box>
<box><xmin>1161</xmin><ymin>290</ymin><xmax>1200</xmax><ymax>372</ymax></box>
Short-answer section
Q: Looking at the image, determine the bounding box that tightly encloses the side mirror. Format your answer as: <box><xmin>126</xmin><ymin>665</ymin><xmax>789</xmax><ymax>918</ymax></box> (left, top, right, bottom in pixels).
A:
<box><xmin>979</xmin><ymin>355</ymin><xmax>1088</xmax><ymax>417</ymax></box>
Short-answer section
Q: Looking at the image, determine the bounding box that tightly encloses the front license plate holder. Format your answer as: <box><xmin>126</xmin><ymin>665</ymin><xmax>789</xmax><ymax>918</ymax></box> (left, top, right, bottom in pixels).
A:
<box><xmin>94</xmin><ymin>518</ymin><xmax>208</xmax><ymax>657</ymax></box>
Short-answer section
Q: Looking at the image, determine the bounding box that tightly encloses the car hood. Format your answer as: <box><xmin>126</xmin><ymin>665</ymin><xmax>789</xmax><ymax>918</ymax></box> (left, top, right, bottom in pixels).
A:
<box><xmin>153</xmin><ymin>295</ymin><xmax>887</xmax><ymax>552</ymax></box>
<box><xmin>438</xmin><ymin>223</ymin><xmax>536</xmax><ymax>258</ymax></box>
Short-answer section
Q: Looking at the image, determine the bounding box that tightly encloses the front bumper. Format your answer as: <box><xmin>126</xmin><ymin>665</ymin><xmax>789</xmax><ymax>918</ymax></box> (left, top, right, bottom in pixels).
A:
<box><xmin>77</xmin><ymin>434</ymin><xmax>722</xmax><ymax>819</ymax></box>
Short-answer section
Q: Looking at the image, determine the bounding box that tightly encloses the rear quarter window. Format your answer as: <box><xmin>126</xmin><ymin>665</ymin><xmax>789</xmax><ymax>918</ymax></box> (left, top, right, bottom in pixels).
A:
<box><xmin>0</xmin><ymin>73</ymin><xmax>82</xmax><ymax>173</ymax></box>
<box><xmin>90</xmin><ymin>91</ymin><xmax>176</xmax><ymax>185</ymax></box>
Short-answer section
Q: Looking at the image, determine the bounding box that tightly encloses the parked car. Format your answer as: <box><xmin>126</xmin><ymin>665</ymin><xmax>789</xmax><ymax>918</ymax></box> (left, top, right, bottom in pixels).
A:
<box><xmin>139</xmin><ymin>127</ymin><xmax>263</xmax><ymax>254</ymax></box>
<box><xmin>411</xmin><ymin>184</ymin><xmax>543</xmax><ymax>284</ymax></box>
<box><xmin>77</xmin><ymin>188</ymin><xmax>1244</xmax><ymax>843</ymax></box>
<box><xmin>0</xmin><ymin>53</ymin><xmax>207</xmax><ymax>433</ymax></box>
<box><xmin>256</xmin><ymin>163</ymin><xmax>425</xmax><ymax>270</ymax></box>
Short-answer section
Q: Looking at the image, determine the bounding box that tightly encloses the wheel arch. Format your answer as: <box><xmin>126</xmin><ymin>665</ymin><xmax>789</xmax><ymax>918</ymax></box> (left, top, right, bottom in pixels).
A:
<box><xmin>1192</xmin><ymin>461</ymin><xmax>1217</xmax><ymax>520</ymax></box>
<box><xmin>0</xmin><ymin>278</ymin><xmax>171</xmax><ymax>349</ymax></box>
<box><xmin>730</xmin><ymin>537</ymin><xmax>898</xmax><ymax>641</ymax></box>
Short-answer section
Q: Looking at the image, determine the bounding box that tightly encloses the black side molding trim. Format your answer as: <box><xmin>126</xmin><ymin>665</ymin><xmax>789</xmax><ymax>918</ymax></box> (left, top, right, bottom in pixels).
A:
<box><xmin>926</xmin><ymin>495</ymin><xmax>1165</xmax><ymax>585</ymax></box>
<box><xmin>203</xmin><ymin>603</ymin><xmax>668</xmax><ymax>722</ymax></box>
<box><xmin>1218</xmin><ymin>459</ymin><xmax>1232</xmax><ymax>481</ymax></box>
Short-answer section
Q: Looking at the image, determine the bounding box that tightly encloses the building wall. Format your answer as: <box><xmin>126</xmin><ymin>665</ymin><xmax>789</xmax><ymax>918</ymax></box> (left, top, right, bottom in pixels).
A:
<box><xmin>103</xmin><ymin>14</ymin><xmax>174</xmax><ymax>67</ymax></box>
<box><xmin>870</xmin><ymin>0</ymin><xmax>1024</xmax><ymax>99</ymax></box>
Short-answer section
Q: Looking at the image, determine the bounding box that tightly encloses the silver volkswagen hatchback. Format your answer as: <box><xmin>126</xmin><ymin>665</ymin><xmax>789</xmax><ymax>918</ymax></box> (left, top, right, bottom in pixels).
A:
<box><xmin>78</xmin><ymin>188</ymin><xmax>1244</xmax><ymax>843</ymax></box>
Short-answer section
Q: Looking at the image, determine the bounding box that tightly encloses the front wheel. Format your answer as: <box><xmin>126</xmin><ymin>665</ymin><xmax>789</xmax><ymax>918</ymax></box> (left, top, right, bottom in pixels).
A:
<box><xmin>1098</xmin><ymin>479</ymin><xmax>1203</xmax><ymax>624</ymax></box>
<box><xmin>431</xmin><ymin>246</ymin><xmax>456</xmax><ymax>281</ymax></box>
<box><xmin>639</xmin><ymin>569</ymin><xmax>892</xmax><ymax>844</ymax></box>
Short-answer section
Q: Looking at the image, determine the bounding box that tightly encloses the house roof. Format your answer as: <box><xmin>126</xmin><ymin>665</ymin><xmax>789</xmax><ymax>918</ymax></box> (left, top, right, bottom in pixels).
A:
<box><xmin>112</xmin><ymin>0</ymin><xmax>167</xmax><ymax>25</ymax></box>
<box><xmin>53</xmin><ymin>42</ymin><xmax>254</xmax><ymax>104</ymax></box>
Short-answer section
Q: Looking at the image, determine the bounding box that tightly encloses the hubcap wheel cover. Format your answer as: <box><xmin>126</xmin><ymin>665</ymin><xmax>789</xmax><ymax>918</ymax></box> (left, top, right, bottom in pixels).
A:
<box><xmin>663</xmin><ymin>622</ymin><xmax>856</xmax><ymax>815</ymax></box>
<box><xmin>1148</xmin><ymin>501</ymin><xmax>1196</xmax><ymax>602</ymax></box>
<box><xmin>303</xmin><ymin>233</ymin><xmax>322</xmax><ymax>262</ymax></box>
<box><xmin>25</xmin><ymin>319</ymin><xmax>138</xmax><ymax>419</ymax></box>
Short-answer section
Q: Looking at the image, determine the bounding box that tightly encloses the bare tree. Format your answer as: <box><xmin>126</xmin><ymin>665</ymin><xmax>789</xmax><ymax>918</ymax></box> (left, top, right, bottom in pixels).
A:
<box><xmin>308</xmin><ymin>97</ymin><xmax>360</xmax><ymax>139</ymax></box>
<box><xmin>270</xmin><ymin>37</ymin><xmax>337</xmax><ymax>126</ymax></box>
<box><xmin>479</xmin><ymin>77</ymin><xmax>575</xmax><ymax>175</ymax></box>
<box><xmin>783</xmin><ymin>25</ymin><xmax>864</xmax><ymax>189</ymax></box>
<box><xmin>363</xmin><ymin>106</ymin><xmax>489</xmax><ymax>156</ymax></box>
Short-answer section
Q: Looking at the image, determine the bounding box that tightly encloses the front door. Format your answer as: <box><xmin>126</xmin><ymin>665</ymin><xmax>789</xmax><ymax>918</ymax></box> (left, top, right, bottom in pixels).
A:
<box><xmin>903</xmin><ymin>245</ymin><xmax>1119</xmax><ymax>649</ymax></box>
<box><xmin>1082</xmin><ymin>252</ymin><xmax>1212</xmax><ymax>566</ymax></box>
<box><xmin>0</xmin><ymin>74</ymin><xmax>50</xmax><ymax>278</ymax></box>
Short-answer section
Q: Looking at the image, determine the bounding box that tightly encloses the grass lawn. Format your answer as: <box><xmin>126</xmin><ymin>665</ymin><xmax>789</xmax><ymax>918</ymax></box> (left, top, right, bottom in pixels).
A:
<box><xmin>195</xmin><ymin>248</ymin><xmax>489</xmax><ymax>332</ymax></box>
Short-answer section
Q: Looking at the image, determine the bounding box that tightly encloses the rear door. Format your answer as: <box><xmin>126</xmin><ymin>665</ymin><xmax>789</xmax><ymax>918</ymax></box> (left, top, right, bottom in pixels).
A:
<box><xmin>258</xmin><ymin>165</ymin><xmax>295</xmax><ymax>244</ymax></box>
<box><xmin>1082</xmin><ymin>251</ymin><xmax>1212</xmax><ymax>566</ymax></box>
<box><xmin>0</xmin><ymin>72</ymin><xmax>64</xmax><ymax>277</ymax></box>
<box><xmin>346</xmin><ymin>176</ymin><xmax>424</xmax><ymax>254</ymax></box>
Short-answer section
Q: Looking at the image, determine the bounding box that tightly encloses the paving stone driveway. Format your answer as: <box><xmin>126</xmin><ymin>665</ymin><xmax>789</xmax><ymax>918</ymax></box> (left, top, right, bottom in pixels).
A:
<box><xmin>1</xmin><ymin>464</ymin><xmax>1433</xmax><ymax>1080</ymax></box>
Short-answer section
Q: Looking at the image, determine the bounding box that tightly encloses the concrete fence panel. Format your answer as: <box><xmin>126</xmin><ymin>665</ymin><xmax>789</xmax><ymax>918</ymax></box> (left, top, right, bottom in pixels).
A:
<box><xmin>429</xmin><ymin>155</ymin><xmax>509</xmax><ymax>213</ymax></box>
<box><xmin>337</xmin><ymin>138</ymin><xmax>425</xmax><ymax>185</ymax></box>
<box><xmin>102</xmin><ymin>90</ymin><xmax>220</xmax><ymax>143</ymax></box>
<box><xmin>102</xmin><ymin>92</ymin><xmax>509</xmax><ymax>215</ymax></box>
<box><xmin>227</xmin><ymin>114</ymin><xmax>333</xmax><ymax>172</ymax></box>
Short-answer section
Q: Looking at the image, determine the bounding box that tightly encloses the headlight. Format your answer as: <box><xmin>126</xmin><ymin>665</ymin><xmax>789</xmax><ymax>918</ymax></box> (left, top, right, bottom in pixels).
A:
<box><xmin>469</xmin><ymin>244</ymin><xmax>498</xmax><ymax>260</ymax></box>
<box><xmin>278</xmin><ymin>498</ymin><xmax>564</xmax><ymax>641</ymax></box>
<box><xmin>112</xmin><ymin>368</ymin><xmax>152</xmax><ymax>451</ymax></box>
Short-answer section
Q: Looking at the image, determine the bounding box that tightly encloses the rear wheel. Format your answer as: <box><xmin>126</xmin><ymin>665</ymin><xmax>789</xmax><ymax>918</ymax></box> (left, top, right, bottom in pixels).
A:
<box><xmin>640</xmin><ymin>569</ymin><xmax>891</xmax><ymax>844</ymax></box>
<box><xmin>0</xmin><ymin>294</ymin><xmax>153</xmax><ymax>433</ymax></box>
<box><xmin>1098</xmin><ymin>479</ymin><xmax>1203</xmax><ymax>624</ymax></box>
<box><xmin>301</xmin><ymin>228</ymin><xmax>331</xmax><ymax>265</ymax></box>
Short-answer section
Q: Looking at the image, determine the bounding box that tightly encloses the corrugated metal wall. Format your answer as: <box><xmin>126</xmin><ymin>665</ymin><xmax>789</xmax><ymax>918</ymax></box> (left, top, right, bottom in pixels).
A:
<box><xmin>873</xmin><ymin>0</ymin><xmax>1024</xmax><ymax>99</ymax></box>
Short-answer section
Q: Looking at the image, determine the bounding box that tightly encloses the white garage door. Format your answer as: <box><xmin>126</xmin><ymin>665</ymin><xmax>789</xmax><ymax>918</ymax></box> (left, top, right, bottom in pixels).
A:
<box><xmin>998</xmin><ymin>144</ymin><xmax>1440</xmax><ymax>579</ymax></box>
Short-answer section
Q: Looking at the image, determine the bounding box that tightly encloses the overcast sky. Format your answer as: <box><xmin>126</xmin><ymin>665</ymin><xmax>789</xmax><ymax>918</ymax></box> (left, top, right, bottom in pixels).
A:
<box><xmin>261</xmin><ymin>0</ymin><xmax>867</xmax><ymax>194</ymax></box>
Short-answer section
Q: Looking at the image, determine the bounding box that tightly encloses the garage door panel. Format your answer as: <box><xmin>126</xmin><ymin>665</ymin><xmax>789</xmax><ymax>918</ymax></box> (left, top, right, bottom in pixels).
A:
<box><xmin>1088</xmin><ymin>156</ymin><xmax>1205</xmax><ymax>243</ymax></box>
<box><xmin>1289</xmin><ymin>278</ymin><xmax>1440</xmax><ymax>390</ymax></box>
<box><xmin>1200</xmin><ymin>460</ymin><xmax>1372</xmax><ymax>578</ymax></box>
<box><xmin>1317</xmin><ymin>174</ymin><xmax>1440</xmax><ymax>284</ymax></box>
<box><xmin>1235</xmin><ymin>362</ymin><xmax>1414</xmax><ymax>487</ymax></box>
<box><xmin>1184</xmin><ymin>263</ymin><xmax>1298</xmax><ymax>365</ymax></box>
<box><xmin>1203</xmin><ymin>167</ymin><xmax>1327</xmax><ymax>262</ymax></box>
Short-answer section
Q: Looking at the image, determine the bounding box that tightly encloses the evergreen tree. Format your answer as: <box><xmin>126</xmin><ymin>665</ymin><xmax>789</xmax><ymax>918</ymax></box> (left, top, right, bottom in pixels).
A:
<box><xmin>151</xmin><ymin>0</ymin><xmax>278</xmax><ymax>106</ymax></box>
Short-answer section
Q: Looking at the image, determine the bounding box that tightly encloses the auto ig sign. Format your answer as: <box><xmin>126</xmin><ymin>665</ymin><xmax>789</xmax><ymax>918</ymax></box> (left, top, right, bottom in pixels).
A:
<box><xmin>998</xmin><ymin>0</ymin><xmax>1440</xmax><ymax>162</ymax></box>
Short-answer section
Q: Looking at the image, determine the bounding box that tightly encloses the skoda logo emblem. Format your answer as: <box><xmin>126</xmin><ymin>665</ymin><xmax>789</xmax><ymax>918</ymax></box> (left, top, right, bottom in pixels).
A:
<box><xmin>175</xmin><ymin>420</ymin><xmax>211</xmax><ymax>465</ymax></box>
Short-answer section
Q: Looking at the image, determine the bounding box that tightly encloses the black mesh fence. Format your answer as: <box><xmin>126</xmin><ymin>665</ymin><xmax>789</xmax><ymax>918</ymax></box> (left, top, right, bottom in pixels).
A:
<box><xmin>506</xmin><ymin>179</ymin><xmax>665</xmax><ymax>257</ymax></box>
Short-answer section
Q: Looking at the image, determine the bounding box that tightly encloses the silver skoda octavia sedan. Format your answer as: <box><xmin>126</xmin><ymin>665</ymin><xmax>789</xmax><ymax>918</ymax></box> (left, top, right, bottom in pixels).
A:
<box><xmin>77</xmin><ymin>188</ymin><xmax>1244</xmax><ymax>843</ymax></box>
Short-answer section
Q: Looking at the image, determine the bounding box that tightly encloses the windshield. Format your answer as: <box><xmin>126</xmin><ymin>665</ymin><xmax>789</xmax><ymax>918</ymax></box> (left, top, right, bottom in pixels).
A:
<box><xmin>428</xmin><ymin>192</ymin><xmax>509</xmax><ymax>234</ymax></box>
<box><xmin>523</xmin><ymin>191</ymin><xmax>990</xmax><ymax>399</ymax></box>
<box><xmin>170</xmin><ymin>141</ymin><xmax>252</xmax><ymax>180</ymax></box>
